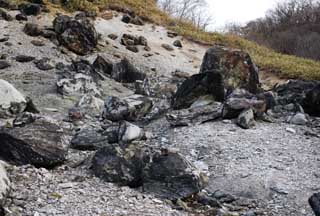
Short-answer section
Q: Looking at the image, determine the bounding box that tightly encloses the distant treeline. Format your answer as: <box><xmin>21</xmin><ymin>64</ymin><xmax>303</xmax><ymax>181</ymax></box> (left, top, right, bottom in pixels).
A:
<box><xmin>227</xmin><ymin>0</ymin><xmax>320</xmax><ymax>61</ymax></box>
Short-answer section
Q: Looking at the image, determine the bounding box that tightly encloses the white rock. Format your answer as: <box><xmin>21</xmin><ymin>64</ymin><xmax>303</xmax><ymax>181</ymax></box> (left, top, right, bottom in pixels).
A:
<box><xmin>0</xmin><ymin>79</ymin><xmax>26</xmax><ymax>118</ymax></box>
<box><xmin>121</xmin><ymin>122</ymin><xmax>144</xmax><ymax>143</ymax></box>
<box><xmin>290</xmin><ymin>113</ymin><xmax>308</xmax><ymax>125</ymax></box>
<box><xmin>286</xmin><ymin>127</ymin><xmax>296</xmax><ymax>134</ymax></box>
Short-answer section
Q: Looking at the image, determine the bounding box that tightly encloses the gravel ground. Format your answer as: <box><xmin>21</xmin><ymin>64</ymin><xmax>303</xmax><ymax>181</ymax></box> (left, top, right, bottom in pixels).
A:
<box><xmin>147</xmin><ymin>119</ymin><xmax>320</xmax><ymax>216</ymax></box>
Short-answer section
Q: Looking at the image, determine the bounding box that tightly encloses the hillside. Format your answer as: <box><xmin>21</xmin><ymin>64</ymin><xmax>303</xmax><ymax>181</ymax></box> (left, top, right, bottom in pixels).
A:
<box><xmin>47</xmin><ymin>0</ymin><xmax>320</xmax><ymax>80</ymax></box>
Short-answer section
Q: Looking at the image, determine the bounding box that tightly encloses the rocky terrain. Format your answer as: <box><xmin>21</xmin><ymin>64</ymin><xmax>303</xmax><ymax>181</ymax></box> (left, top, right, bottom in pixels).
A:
<box><xmin>0</xmin><ymin>1</ymin><xmax>320</xmax><ymax>216</ymax></box>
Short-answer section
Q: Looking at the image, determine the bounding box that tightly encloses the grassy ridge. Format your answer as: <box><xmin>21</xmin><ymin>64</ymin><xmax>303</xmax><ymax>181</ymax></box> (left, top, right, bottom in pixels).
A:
<box><xmin>19</xmin><ymin>0</ymin><xmax>320</xmax><ymax>80</ymax></box>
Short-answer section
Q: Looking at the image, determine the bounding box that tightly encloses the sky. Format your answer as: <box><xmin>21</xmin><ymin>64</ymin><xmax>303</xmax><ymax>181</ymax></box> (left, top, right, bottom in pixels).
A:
<box><xmin>207</xmin><ymin>0</ymin><xmax>281</xmax><ymax>30</ymax></box>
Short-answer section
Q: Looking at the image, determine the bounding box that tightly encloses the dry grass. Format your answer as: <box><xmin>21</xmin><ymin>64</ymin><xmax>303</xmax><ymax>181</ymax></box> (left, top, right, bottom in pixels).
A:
<box><xmin>18</xmin><ymin>0</ymin><xmax>320</xmax><ymax>80</ymax></box>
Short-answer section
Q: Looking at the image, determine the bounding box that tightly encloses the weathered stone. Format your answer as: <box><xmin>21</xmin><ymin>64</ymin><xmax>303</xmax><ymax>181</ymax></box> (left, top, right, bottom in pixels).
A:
<box><xmin>0</xmin><ymin>37</ymin><xmax>8</xmax><ymax>42</ymax></box>
<box><xmin>92</xmin><ymin>55</ymin><xmax>113</xmax><ymax>76</ymax></box>
<box><xmin>0</xmin><ymin>79</ymin><xmax>27</xmax><ymax>118</ymax></box>
<box><xmin>142</xmin><ymin>149</ymin><xmax>207</xmax><ymax>200</ymax></box>
<box><xmin>167</xmin><ymin>101</ymin><xmax>222</xmax><ymax>127</ymax></box>
<box><xmin>16</xmin><ymin>13</ymin><xmax>28</xmax><ymax>21</ymax></box>
<box><xmin>173</xmin><ymin>40</ymin><xmax>182</xmax><ymax>48</ymax></box>
<box><xmin>31</xmin><ymin>39</ymin><xmax>45</xmax><ymax>46</ymax></box>
<box><xmin>303</xmin><ymin>84</ymin><xmax>320</xmax><ymax>117</ymax></box>
<box><xmin>92</xmin><ymin>143</ymin><xmax>144</xmax><ymax>187</ymax></box>
<box><xmin>309</xmin><ymin>193</ymin><xmax>320</xmax><ymax>216</ymax></box>
<box><xmin>102</xmin><ymin>95</ymin><xmax>152</xmax><ymax>122</ymax></box>
<box><xmin>0</xmin><ymin>118</ymin><xmax>68</xmax><ymax>168</ymax></box>
<box><xmin>0</xmin><ymin>8</ymin><xmax>12</xmax><ymax>21</ymax></box>
<box><xmin>92</xmin><ymin>145</ymin><xmax>207</xmax><ymax>200</ymax></box>
<box><xmin>0</xmin><ymin>60</ymin><xmax>10</xmax><ymax>69</ymax></box>
<box><xmin>108</xmin><ymin>33</ymin><xmax>118</xmax><ymax>40</ymax></box>
<box><xmin>20</xmin><ymin>3</ymin><xmax>42</xmax><ymax>16</ymax></box>
<box><xmin>200</xmin><ymin>46</ymin><xmax>260</xmax><ymax>94</ymax></box>
<box><xmin>53</xmin><ymin>15</ymin><xmax>98</xmax><ymax>55</ymax></box>
<box><xmin>111</xmin><ymin>58</ymin><xmax>146</xmax><ymax>83</ymax></box>
<box><xmin>121</xmin><ymin>13</ymin><xmax>144</xmax><ymax>25</ymax></box>
<box><xmin>162</xmin><ymin>44</ymin><xmax>174</xmax><ymax>51</ymax></box>
<box><xmin>34</xmin><ymin>57</ymin><xmax>54</xmax><ymax>70</ymax></box>
<box><xmin>172</xmin><ymin>72</ymin><xmax>225</xmax><ymax>110</ymax></box>
<box><xmin>275</xmin><ymin>80</ymin><xmax>319</xmax><ymax>106</ymax></box>
<box><xmin>126</xmin><ymin>45</ymin><xmax>139</xmax><ymax>53</ymax></box>
<box><xmin>223</xmin><ymin>97</ymin><xmax>266</xmax><ymax>119</ymax></box>
<box><xmin>289</xmin><ymin>112</ymin><xmax>308</xmax><ymax>125</ymax></box>
<box><xmin>237</xmin><ymin>108</ymin><xmax>255</xmax><ymax>129</ymax></box>
<box><xmin>23</xmin><ymin>22</ymin><xmax>43</xmax><ymax>36</ymax></box>
<box><xmin>16</xmin><ymin>55</ymin><xmax>35</xmax><ymax>63</ymax></box>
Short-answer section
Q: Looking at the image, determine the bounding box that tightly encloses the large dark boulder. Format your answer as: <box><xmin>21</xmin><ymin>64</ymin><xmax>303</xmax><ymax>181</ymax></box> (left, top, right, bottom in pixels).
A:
<box><xmin>142</xmin><ymin>149</ymin><xmax>207</xmax><ymax>200</ymax></box>
<box><xmin>303</xmin><ymin>84</ymin><xmax>320</xmax><ymax>117</ymax></box>
<box><xmin>172</xmin><ymin>71</ymin><xmax>225</xmax><ymax>110</ymax></box>
<box><xmin>92</xmin><ymin>145</ymin><xmax>207</xmax><ymax>199</ymax></box>
<box><xmin>91</xmin><ymin>144</ymin><xmax>144</xmax><ymax>188</ymax></box>
<box><xmin>111</xmin><ymin>58</ymin><xmax>146</xmax><ymax>83</ymax></box>
<box><xmin>0</xmin><ymin>118</ymin><xmax>68</xmax><ymax>168</ymax></box>
<box><xmin>200</xmin><ymin>46</ymin><xmax>260</xmax><ymax>94</ymax></box>
<box><xmin>309</xmin><ymin>193</ymin><xmax>320</xmax><ymax>216</ymax></box>
<box><xmin>53</xmin><ymin>15</ymin><xmax>98</xmax><ymax>55</ymax></box>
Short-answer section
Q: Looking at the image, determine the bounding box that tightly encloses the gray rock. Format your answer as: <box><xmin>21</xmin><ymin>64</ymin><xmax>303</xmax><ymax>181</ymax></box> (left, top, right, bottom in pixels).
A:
<box><xmin>0</xmin><ymin>118</ymin><xmax>68</xmax><ymax>168</ymax></box>
<box><xmin>167</xmin><ymin>102</ymin><xmax>222</xmax><ymax>127</ymax></box>
<box><xmin>16</xmin><ymin>55</ymin><xmax>35</xmax><ymax>63</ymax></box>
<box><xmin>162</xmin><ymin>44</ymin><xmax>174</xmax><ymax>51</ymax></box>
<box><xmin>92</xmin><ymin>55</ymin><xmax>113</xmax><ymax>76</ymax></box>
<box><xmin>23</xmin><ymin>22</ymin><xmax>43</xmax><ymax>36</ymax></box>
<box><xmin>237</xmin><ymin>109</ymin><xmax>255</xmax><ymax>129</ymax></box>
<box><xmin>102</xmin><ymin>95</ymin><xmax>152</xmax><ymax>122</ymax></box>
<box><xmin>71</xmin><ymin>121</ymin><xmax>144</xmax><ymax>150</ymax></box>
<box><xmin>0</xmin><ymin>60</ymin><xmax>10</xmax><ymax>69</ymax></box>
<box><xmin>289</xmin><ymin>112</ymin><xmax>308</xmax><ymax>125</ymax></box>
<box><xmin>223</xmin><ymin>96</ymin><xmax>266</xmax><ymax>119</ymax></box>
<box><xmin>0</xmin><ymin>79</ymin><xmax>27</xmax><ymax>118</ymax></box>
<box><xmin>34</xmin><ymin>57</ymin><xmax>54</xmax><ymax>70</ymax></box>
<box><xmin>111</xmin><ymin>58</ymin><xmax>146</xmax><ymax>83</ymax></box>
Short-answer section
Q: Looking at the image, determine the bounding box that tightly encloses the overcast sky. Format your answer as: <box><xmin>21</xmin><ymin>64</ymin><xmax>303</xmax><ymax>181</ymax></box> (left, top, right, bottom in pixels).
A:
<box><xmin>207</xmin><ymin>0</ymin><xmax>281</xmax><ymax>30</ymax></box>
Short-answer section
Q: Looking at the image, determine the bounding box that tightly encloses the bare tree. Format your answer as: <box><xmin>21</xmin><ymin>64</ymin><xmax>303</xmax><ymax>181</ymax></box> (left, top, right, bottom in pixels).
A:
<box><xmin>157</xmin><ymin>0</ymin><xmax>213</xmax><ymax>30</ymax></box>
<box><xmin>236</xmin><ymin>0</ymin><xmax>320</xmax><ymax>60</ymax></box>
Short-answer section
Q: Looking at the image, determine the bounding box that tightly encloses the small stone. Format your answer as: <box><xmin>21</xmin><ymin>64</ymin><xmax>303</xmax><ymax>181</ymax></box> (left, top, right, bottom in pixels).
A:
<box><xmin>289</xmin><ymin>112</ymin><xmax>308</xmax><ymax>125</ymax></box>
<box><xmin>0</xmin><ymin>60</ymin><xmax>10</xmax><ymax>69</ymax></box>
<box><xmin>286</xmin><ymin>127</ymin><xmax>296</xmax><ymax>134</ymax></box>
<box><xmin>162</xmin><ymin>44</ymin><xmax>174</xmax><ymax>51</ymax></box>
<box><xmin>16</xmin><ymin>55</ymin><xmax>35</xmax><ymax>63</ymax></box>
<box><xmin>173</xmin><ymin>40</ymin><xmax>182</xmax><ymax>48</ymax></box>
<box><xmin>31</xmin><ymin>40</ymin><xmax>45</xmax><ymax>46</ymax></box>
